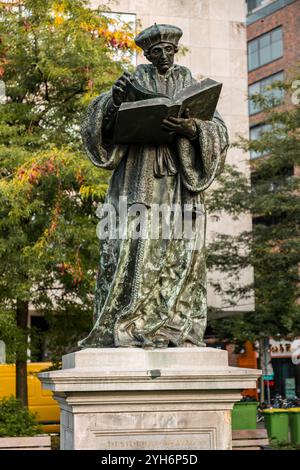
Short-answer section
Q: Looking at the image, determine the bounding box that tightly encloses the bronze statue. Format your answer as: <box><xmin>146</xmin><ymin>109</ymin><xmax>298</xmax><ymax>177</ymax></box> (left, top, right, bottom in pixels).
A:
<box><xmin>80</xmin><ymin>24</ymin><xmax>229</xmax><ymax>349</ymax></box>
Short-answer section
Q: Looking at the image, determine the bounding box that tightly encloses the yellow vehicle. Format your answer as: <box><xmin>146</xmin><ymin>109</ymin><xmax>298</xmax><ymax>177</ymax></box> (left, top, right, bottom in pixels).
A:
<box><xmin>0</xmin><ymin>362</ymin><xmax>60</xmax><ymax>433</ymax></box>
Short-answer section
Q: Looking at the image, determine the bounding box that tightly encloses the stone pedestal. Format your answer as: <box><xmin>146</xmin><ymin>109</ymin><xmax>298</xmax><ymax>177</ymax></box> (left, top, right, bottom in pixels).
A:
<box><xmin>39</xmin><ymin>348</ymin><xmax>261</xmax><ymax>450</ymax></box>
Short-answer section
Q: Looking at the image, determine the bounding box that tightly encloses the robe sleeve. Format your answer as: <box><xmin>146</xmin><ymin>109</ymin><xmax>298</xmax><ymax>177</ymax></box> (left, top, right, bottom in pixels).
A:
<box><xmin>176</xmin><ymin>111</ymin><xmax>229</xmax><ymax>193</ymax></box>
<box><xmin>81</xmin><ymin>92</ymin><xmax>128</xmax><ymax>170</ymax></box>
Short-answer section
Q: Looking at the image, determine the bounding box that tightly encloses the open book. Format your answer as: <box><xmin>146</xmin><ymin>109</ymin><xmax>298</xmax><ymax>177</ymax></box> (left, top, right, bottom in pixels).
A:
<box><xmin>113</xmin><ymin>78</ymin><xmax>222</xmax><ymax>145</ymax></box>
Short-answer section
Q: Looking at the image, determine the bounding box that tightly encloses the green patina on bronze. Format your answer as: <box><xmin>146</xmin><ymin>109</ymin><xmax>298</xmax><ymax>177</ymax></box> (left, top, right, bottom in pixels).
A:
<box><xmin>80</xmin><ymin>24</ymin><xmax>229</xmax><ymax>349</ymax></box>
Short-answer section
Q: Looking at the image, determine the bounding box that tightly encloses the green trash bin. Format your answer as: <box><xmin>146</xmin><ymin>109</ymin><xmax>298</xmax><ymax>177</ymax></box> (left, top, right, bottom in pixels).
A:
<box><xmin>263</xmin><ymin>409</ymin><xmax>289</xmax><ymax>443</ymax></box>
<box><xmin>232</xmin><ymin>401</ymin><xmax>258</xmax><ymax>430</ymax></box>
<box><xmin>289</xmin><ymin>408</ymin><xmax>300</xmax><ymax>445</ymax></box>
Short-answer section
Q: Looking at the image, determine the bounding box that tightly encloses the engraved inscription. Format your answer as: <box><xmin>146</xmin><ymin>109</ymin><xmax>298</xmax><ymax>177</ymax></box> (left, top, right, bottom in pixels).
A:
<box><xmin>93</xmin><ymin>430</ymin><xmax>215</xmax><ymax>450</ymax></box>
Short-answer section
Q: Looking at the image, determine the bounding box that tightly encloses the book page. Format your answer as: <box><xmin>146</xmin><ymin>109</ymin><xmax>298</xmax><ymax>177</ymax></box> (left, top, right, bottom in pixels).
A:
<box><xmin>126</xmin><ymin>79</ymin><xmax>167</xmax><ymax>102</ymax></box>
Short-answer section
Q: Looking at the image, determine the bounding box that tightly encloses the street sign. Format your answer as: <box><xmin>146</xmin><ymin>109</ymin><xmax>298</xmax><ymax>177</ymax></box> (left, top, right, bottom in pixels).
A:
<box><xmin>263</xmin><ymin>374</ymin><xmax>274</xmax><ymax>381</ymax></box>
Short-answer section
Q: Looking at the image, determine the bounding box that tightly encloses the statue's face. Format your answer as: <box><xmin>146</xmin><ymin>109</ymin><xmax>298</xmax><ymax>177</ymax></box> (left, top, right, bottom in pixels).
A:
<box><xmin>146</xmin><ymin>42</ymin><xmax>176</xmax><ymax>74</ymax></box>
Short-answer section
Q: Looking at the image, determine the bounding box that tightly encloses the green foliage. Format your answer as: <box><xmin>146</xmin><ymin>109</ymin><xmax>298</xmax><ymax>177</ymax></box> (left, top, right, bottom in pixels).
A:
<box><xmin>270</xmin><ymin>439</ymin><xmax>300</xmax><ymax>451</ymax></box>
<box><xmin>0</xmin><ymin>0</ymin><xmax>134</xmax><ymax>362</ymax></box>
<box><xmin>0</xmin><ymin>396</ymin><xmax>42</xmax><ymax>436</ymax></box>
<box><xmin>207</xmin><ymin>73</ymin><xmax>300</xmax><ymax>342</ymax></box>
<box><xmin>0</xmin><ymin>0</ymin><xmax>126</xmax><ymax>147</ymax></box>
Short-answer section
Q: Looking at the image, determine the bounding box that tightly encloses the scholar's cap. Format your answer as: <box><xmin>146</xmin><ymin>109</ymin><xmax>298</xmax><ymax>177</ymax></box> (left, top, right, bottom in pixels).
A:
<box><xmin>134</xmin><ymin>23</ymin><xmax>183</xmax><ymax>52</ymax></box>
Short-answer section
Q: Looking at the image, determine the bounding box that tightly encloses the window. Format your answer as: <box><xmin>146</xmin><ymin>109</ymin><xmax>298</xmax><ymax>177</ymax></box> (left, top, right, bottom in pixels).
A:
<box><xmin>249</xmin><ymin>71</ymin><xmax>284</xmax><ymax>115</ymax></box>
<box><xmin>248</xmin><ymin>27</ymin><xmax>283</xmax><ymax>71</ymax></box>
<box><xmin>247</xmin><ymin>0</ymin><xmax>276</xmax><ymax>14</ymax></box>
<box><xmin>247</xmin><ymin>0</ymin><xmax>264</xmax><ymax>13</ymax></box>
<box><xmin>250</xmin><ymin>123</ymin><xmax>272</xmax><ymax>159</ymax></box>
<box><xmin>252</xmin><ymin>164</ymin><xmax>294</xmax><ymax>199</ymax></box>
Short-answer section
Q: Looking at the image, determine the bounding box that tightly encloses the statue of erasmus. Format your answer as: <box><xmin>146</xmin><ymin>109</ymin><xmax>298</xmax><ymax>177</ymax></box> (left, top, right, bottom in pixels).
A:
<box><xmin>80</xmin><ymin>24</ymin><xmax>229</xmax><ymax>349</ymax></box>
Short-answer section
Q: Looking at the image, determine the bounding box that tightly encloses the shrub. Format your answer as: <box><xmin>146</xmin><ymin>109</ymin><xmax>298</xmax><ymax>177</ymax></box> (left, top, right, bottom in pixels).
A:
<box><xmin>0</xmin><ymin>396</ymin><xmax>42</xmax><ymax>437</ymax></box>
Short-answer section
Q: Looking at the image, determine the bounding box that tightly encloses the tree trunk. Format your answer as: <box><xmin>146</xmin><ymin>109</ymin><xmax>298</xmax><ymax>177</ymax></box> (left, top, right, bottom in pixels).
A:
<box><xmin>16</xmin><ymin>299</ymin><xmax>29</xmax><ymax>407</ymax></box>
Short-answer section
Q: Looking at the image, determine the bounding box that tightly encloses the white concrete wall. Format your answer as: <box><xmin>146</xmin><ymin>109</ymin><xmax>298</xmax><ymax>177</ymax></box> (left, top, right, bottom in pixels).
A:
<box><xmin>91</xmin><ymin>0</ymin><xmax>254</xmax><ymax>313</ymax></box>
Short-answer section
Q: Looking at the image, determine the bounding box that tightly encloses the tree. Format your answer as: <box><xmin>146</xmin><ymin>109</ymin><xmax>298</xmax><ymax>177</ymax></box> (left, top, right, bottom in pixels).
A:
<box><xmin>0</xmin><ymin>0</ymin><xmax>136</xmax><ymax>405</ymax></box>
<box><xmin>206</xmin><ymin>73</ymin><xmax>300</xmax><ymax>344</ymax></box>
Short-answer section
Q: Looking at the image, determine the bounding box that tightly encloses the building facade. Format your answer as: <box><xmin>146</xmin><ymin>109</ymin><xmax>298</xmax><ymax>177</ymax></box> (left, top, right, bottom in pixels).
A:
<box><xmin>247</xmin><ymin>0</ymin><xmax>300</xmax><ymax>145</ymax></box>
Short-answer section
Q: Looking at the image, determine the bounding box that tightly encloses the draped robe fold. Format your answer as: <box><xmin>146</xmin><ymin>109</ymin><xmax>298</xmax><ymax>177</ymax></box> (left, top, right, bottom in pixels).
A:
<box><xmin>80</xmin><ymin>63</ymin><xmax>229</xmax><ymax>348</ymax></box>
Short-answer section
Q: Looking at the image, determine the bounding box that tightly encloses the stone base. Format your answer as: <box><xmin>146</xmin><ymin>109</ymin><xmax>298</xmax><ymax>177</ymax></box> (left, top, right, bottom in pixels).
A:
<box><xmin>39</xmin><ymin>348</ymin><xmax>261</xmax><ymax>450</ymax></box>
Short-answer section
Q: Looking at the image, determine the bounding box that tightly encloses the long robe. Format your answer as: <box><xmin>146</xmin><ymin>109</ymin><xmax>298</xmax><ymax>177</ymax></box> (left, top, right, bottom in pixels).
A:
<box><xmin>80</xmin><ymin>63</ymin><xmax>229</xmax><ymax>348</ymax></box>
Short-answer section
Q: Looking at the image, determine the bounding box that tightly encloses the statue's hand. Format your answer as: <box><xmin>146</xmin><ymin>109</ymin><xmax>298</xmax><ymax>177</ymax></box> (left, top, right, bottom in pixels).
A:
<box><xmin>112</xmin><ymin>71</ymin><xmax>131</xmax><ymax>107</ymax></box>
<box><xmin>162</xmin><ymin>108</ymin><xmax>198</xmax><ymax>140</ymax></box>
